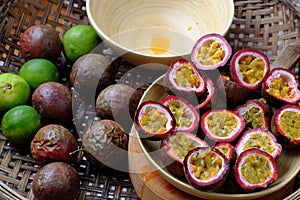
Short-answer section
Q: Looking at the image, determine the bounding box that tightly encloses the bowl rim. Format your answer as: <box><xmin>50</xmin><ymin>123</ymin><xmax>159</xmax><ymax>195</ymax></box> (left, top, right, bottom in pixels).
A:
<box><xmin>86</xmin><ymin>0</ymin><xmax>235</xmax><ymax>59</ymax></box>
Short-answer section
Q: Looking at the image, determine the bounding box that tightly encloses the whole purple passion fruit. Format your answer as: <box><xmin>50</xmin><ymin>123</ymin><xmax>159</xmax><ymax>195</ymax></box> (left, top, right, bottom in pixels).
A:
<box><xmin>160</xmin><ymin>95</ymin><xmax>199</xmax><ymax>133</ymax></box>
<box><xmin>235</xmin><ymin>128</ymin><xmax>282</xmax><ymax>159</ymax></box>
<box><xmin>134</xmin><ymin>100</ymin><xmax>176</xmax><ymax>140</ymax></box>
<box><xmin>165</xmin><ymin>59</ymin><xmax>206</xmax><ymax>105</ymax></box>
<box><xmin>32</xmin><ymin>162</ymin><xmax>80</xmax><ymax>200</ymax></box>
<box><xmin>262</xmin><ymin>68</ymin><xmax>300</xmax><ymax>108</ymax></box>
<box><xmin>82</xmin><ymin>119</ymin><xmax>128</xmax><ymax>167</ymax></box>
<box><xmin>230</xmin><ymin>48</ymin><xmax>270</xmax><ymax>90</ymax></box>
<box><xmin>20</xmin><ymin>25</ymin><xmax>62</xmax><ymax>62</ymax></box>
<box><xmin>233</xmin><ymin>148</ymin><xmax>278</xmax><ymax>192</ymax></box>
<box><xmin>30</xmin><ymin>124</ymin><xmax>78</xmax><ymax>165</ymax></box>
<box><xmin>161</xmin><ymin>131</ymin><xmax>209</xmax><ymax>177</ymax></box>
<box><xmin>235</xmin><ymin>99</ymin><xmax>270</xmax><ymax>130</ymax></box>
<box><xmin>271</xmin><ymin>104</ymin><xmax>300</xmax><ymax>148</ymax></box>
<box><xmin>183</xmin><ymin>147</ymin><xmax>230</xmax><ymax>191</ymax></box>
<box><xmin>200</xmin><ymin>109</ymin><xmax>246</xmax><ymax>143</ymax></box>
<box><xmin>190</xmin><ymin>33</ymin><xmax>232</xmax><ymax>71</ymax></box>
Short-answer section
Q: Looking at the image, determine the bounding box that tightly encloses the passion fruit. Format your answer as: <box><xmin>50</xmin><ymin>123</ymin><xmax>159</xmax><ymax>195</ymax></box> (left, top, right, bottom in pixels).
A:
<box><xmin>183</xmin><ymin>147</ymin><xmax>230</xmax><ymax>191</ymax></box>
<box><xmin>190</xmin><ymin>33</ymin><xmax>232</xmax><ymax>71</ymax></box>
<box><xmin>164</xmin><ymin>59</ymin><xmax>206</xmax><ymax>105</ymax></box>
<box><xmin>230</xmin><ymin>48</ymin><xmax>270</xmax><ymax>90</ymax></box>
<box><xmin>235</xmin><ymin>128</ymin><xmax>282</xmax><ymax>159</ymax></box>
<box><xmin>160</xmin><ymin>95</ymin><xmax>199</xmax><ymax>133</ymax></box>
<box><xmin>214</xmin><ymin>142</ymin><xmax>237</xmax><ymax>166</ymax></box>
<box><xmin>82</xmin><ymin>119</ymin><xmax>128</xmax><ymax>168</ymax></box>
<box><xmin>233</xmin><ymin>148</ymin><xmax>278</xmax><ymax>192</ymax></box>
<box><xmin>271</xmin><ymin>104</ymin><xmax>300</xmax><ymax>148</ymax></box>
<box><xmin>235</xmin><ymin>99</ymin><xmax>270</xmax><ymax>130</ymax></box>
<box><xmin>262</xmin><ymin>68</ymin><xmax>300</xmax><ymax>108</ymax></box>
<box><xmin>195</xmin><ymin>78</ymin><xmax>220</xmax><ymax>111</ymax></box>
<box><xmin>200</xmin><ymin>109</ymin><xmax>246</xmax><ymax>143</ymax></box>
<box><xmin>161</xmin><ymin>131</ymin><xmax>209</xmax><ymax>177</ymax></box>
<box><xmin>134</xmin><ymin>100</ymin><xmax>176</xmax><ymax>140</ymax></box>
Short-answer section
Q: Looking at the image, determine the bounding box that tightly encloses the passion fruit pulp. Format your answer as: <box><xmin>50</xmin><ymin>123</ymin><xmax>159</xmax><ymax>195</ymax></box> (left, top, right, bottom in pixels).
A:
<box><xmin>233</xmin><ymin>148</ymin><xmax>278</xmax><ymax>191</ymax></box>
<box><xmin>271</xmin><ymin>104</ymin><xmax>300</xmax><ymax>148</ymax></box>
<box><xmin>183</xmin><ymin>147</ymin><xmax>229</xmax><ymax>191</ymax></box>
<box><xmin>165</xmin><ymin>59</ymin><xmax>207</xmax><ymax>105</ymax></box>
<box><xmin>161</xmin><ymin>131</ymin><xmax>209</xmax><ymax>177</ymax></box>
<box><xmin>160</xmin><ymin>95</ymin><xmax>199</xmax><ymax>133</ymax></box>
<box><xmin>235</xmin><ymin>99</ymin><xmax>269</xmax><ymax>130</ymax></box>
<box><xmin>134</xmin><ymin>100</ymin><xmax>176</xmax><ymax>140</ymax></box>
<box><xmin>214</xmin><ymin>142</ymin><xmax>237</xmax><ymax>166</ymax></box>
<box><xmin>262</xmin><ymin>68</ymin><xmax>300</xmax><ymax>107</ymax></box>
<box><xmin>235</xmin><ymin>128</ymin><xmax>282</xmax><ymax>159</ymax></box>
<box><xmin>191</xmin><ymin>33</ymin><xmax>232</xmax><ymax>71</ymax></box>
<box><xmin>200</xmin><ymin>109</ymin><xmax>246</xmax><ymax>143</ymax></box>
<box><xmin>230</xmin><ymin>48</ymin><xmax>270</xmax><ymax>90</ymax></box>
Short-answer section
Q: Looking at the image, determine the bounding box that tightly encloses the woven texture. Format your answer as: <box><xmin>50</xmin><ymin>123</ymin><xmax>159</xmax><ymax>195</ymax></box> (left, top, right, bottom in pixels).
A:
<box><xmin>0</xmin><ymin>0</ymin><xmax>299</xmax><ymax>200</ymax></box>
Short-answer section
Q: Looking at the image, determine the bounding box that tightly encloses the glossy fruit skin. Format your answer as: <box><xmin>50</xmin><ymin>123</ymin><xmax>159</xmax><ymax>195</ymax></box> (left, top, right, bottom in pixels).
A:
<box><xmin>19</xmin><ymin>58</ymin><xmax>59</xmax><ymax>89</ymax></box>
<box><xmin>161</xmin><ymin>131</ymin><xmax>209</xmax><ymax>177</ymax></box>
<box><xmin>191</xmin><ymin>33</ymin><xmax>232</xmax><ymax>71</ymax></box>
<box><xmin>70</xmin><ymin>53</ymin><xmax>117</xmax><ymax>96</ymax></box>
<box><xmin>30</xmin><ymin>124</ymin><xmax>78</xmax><ymax>165</ymax></box>
<box><xmin>1</xmin><ymin>105</ymin><xmax>42</xmax><ymax>146</ymax></box>
<box><xmin>134</xmin><ymin>100</ymin><xmax>176</xmax><ymax>140</ymax></box>
<box><xmin>235</xmin><ymin>128</ymin><xmax>282</xmax><ymax>159</ymax></box>
<box><xmin>160</xmin><ymin>95</ymin><xmax>199</xmax><ymax>133</ymax></box>
<box><xmin>165</xmin><ymin>59</ymin><xmax>207</xmax><ymax>106</ymax></box>
<box><xmin>183</xmin><ymin>147</ymin><xmax>230</xmax><ymax>191</ymax></box>
<box><xmin>230</xmin><ymin>48</ymin><xmax>270</xmax><ymax>90</ymax></box>
<box><xmin>95</xmin><ymin>83</ymin><xmax>142</xmax><ymax>133</ymax></box>
<box><xmin>235</xmin><ymin>99</ymin><xmax>270</xmax><ymax>130</ymax></box>
<box><xmin>82</xmin><ymin>119</ymin><xmax>128</xmax><ymax>168</ymax></box>
<box><xmin>32</xmin><ymin>82</ymin><xmax>73</xmax><ymax>125</ymax></box>
<box><xmin>0</xmin><ymin>73</ymin><xmax>31</xmax><ymax>113</ymax></box>
<box><xmin>271</xmin><ymin>104</ymin><xmax>300</xmax><ymax>148</ymax></box>
<box><xmin>20</xmin><ymin>25</ymin><xmax>62</xmax><ymax>62</ymax></box>
<box><xmin>262</xmin><ymin>68</ymin><xmax>300</xmax><ymax>108</ymax></box>
<box><xmin>32</xmin><ymin>162</ymin><xmax>80</xmax><ymax>200</ymax></box>
<box><xmin>200</xmin><ymin>109</ymin><xmax>246</xmax><ymax>143</ymax></box>
<box><xmin>233</xmin><ymin>148</ymin><xmax>278</xmax><ymax>192</ymax></box>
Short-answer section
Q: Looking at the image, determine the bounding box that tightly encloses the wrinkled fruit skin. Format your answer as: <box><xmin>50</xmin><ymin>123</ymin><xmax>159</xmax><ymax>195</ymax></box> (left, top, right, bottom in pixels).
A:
<box><xmin>70</xmin><ymin>53</ymin><xmax>117</xmax><ymax>97</ymax></box>
<box><xmin>32</xmin><ymin>162</ymin><xmax>80</xmax><ymax>200</ymax></box>
<box><xmin>20</xmin><ymin>25</ymin><xmax>62</xmax><ymax>62</ymax></box>
<box><xmin>32</xmin><ymin>82</ymin><xmax>73</xmax><ymax>125</ymax></box>
<box><xmin>95</xmin><ymin>84</ymin><xmax>142</xmax><ymax>133</ymax></box>
<box><xmin>30</xmin><ymin>124</ymin><xmax>78</xmax><ymax>165</ymax></box>
<box><xmin>82</xmin><ymin>119</ymin><xmax>128</xmax><ymax>168</ymax></box>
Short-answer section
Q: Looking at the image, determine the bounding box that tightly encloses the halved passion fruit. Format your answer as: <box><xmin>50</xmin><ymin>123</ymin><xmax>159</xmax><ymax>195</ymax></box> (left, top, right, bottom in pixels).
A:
<box><xmin>200</xmin><ymin>109</ymin><xmax>246</xmax><ymax>143</ymax></box>
<box><xmin>134</xmin><ymin>100</ymin><xmax>176</xmax><ymax>140</ymax></box>
<box><xmin>160</xmin><ymin>95</ymin><xmax>199</xmax><ymax>133</ymax></box>
<box><xmin>233</xmin><ymin>148</ymin><xmax>278</xmax><ymax>191</ymax></box>
<box><xmin>183</xmin><ymin>147</ymin><xmax>229</xmax><ymax>191</ymax></box>
<box><xmin>195</xmin><ymin>78</ymin><xmax>219</xmax><ymax>111</ymax></box>
<box><xmin>262</xmin><ymin>68</ymin><xmax>300</xmax><ymax>107</ymax></box>
<box><xmin>191</xmin><ymin>33</ymin><xmax>232</xmax><ymax>71</ymax></box>
<box><xmin>235</xmin><ymin>99</ymin><xmax>269</xmax><ymax>130</ymax></box>
<box><xmin>165</xmin><ymin>59</ymin><xmax>206</xmax><ymax>104</ymax></box>
<box><xmin>161</xmin><ymin>131</ymin><xmax>209</xmax><ymax>177</ymax></box>
<box><xmin>235</xmin><ymin>128</ymin><xmax>282</xmax><ymax>159</ymax></box>
<box><xmin>271</xmin><ymin>104</ymin><xmax>300</xmax><ymax>148</ymax></box>
<box><xmin>230</xmin><ymin>48</ymin><xmax>270</xmax><ymax>90</ymax></box>
<box><xmin>214</xmin><ymin>142</ymin><xmax>237</xmax><ymax>166</ymax></box>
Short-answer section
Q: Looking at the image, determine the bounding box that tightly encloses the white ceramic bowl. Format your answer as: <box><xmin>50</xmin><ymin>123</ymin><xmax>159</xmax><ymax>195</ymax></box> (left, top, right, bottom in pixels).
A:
<box><xmin>87</xmin><ymin>0</ymin><xmax>234</xmax><ymax>67</ymax></box>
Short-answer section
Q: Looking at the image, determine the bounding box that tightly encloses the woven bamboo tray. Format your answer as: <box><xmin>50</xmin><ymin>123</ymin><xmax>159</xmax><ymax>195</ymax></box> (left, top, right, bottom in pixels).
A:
<box><xmin>0</xmin><ymin>0</ymin><xmax>299</xmax><ymax>199</ymax></box>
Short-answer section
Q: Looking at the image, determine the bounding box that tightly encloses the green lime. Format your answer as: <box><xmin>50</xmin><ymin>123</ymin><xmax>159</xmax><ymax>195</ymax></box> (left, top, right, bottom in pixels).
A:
<box><xmin>62</xmin><ymin>25</ymin><xmax>101</xmax><ymax>62</ymax></box>
<box><xmin>1</xmin><ymin>105</ymin><xmax>42</xmax><ymax>145</ymax></box>
<box><xmin>0</xmin><ymin>73</ymin><xmax>31</xmax><ymax>113</ymax></box>
<box><xmin>19</xmin><ymin>58</ymin><xmax>59</xmax><ymax>89</ymax></box>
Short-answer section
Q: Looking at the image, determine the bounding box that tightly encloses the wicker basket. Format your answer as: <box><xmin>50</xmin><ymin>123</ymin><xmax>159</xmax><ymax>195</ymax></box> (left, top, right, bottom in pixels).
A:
<box><xmin>0</xmin><ymin>0</ymin><xmax>299</xmax><ymax>200</ymax></box>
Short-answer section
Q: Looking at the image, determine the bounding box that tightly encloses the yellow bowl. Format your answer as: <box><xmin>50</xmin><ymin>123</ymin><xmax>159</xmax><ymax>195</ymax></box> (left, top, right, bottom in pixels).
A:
<box><xmin>86</xmin><ymin>0</ymin><xmax>234</xmax><ymax>67</ymax></box>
